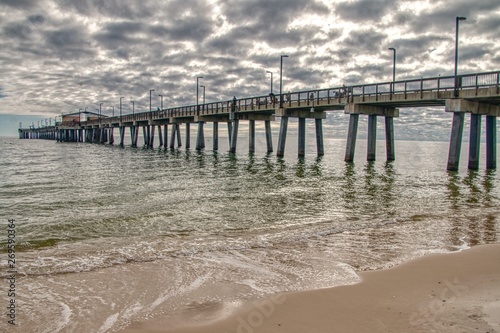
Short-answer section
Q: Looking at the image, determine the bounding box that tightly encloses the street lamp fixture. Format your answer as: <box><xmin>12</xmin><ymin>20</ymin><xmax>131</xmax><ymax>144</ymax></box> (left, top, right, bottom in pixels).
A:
<box><xmin>388</xmin><ymin>47</ymin><xmax>396</xmax><ymax>82</ymax></box>
<box><xmin>158</xmin><ymin>94</ymin><xmax>163</xmax><ymax>111</ymax></box>
<box><xmin>149</xmin><ymin>89</ymin><xmax>155</xmax><ymax>118</ymax></box>
<box><xmin>279</xmin><ymin>55</ymin><xmax>289</xmax><ymax>108</ymax></box>
<box><xmin>454</xmin><ymin>16</ymin><xmax>466</xmax><ymax>97</ymax></box>
<box><xmin>266</xmin><ymin>70</ymin><xmax>273</xmax><ymax>94</ymax></box>
<box><xmin>120</xmin><ymin>97</ymin><xmax>124</xmax><ymax>120</ymax></box>
<box><xmin>200</xmin><ymin>85</ymin><xmax>206</xmax><ymax>104</ymax></box>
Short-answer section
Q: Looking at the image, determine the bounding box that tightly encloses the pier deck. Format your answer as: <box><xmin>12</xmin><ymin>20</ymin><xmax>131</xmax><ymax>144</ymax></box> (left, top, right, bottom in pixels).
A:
<box><xmin>19</xmin><ymin>71</ymin><xmax>500</xmax><ymax>170</ymax></box>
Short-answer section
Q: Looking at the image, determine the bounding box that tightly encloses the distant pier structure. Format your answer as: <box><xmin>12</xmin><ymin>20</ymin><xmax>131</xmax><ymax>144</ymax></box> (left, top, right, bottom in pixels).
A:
<box><xmin>19</xmin><ymin>71</ymin><xmax>500</xmax><ymax>171</ymax></box>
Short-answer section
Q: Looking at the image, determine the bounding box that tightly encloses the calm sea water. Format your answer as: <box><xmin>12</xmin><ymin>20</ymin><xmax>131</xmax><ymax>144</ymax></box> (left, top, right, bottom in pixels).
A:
<box><xmin>1</xmin><ymin>116</ymin><xmax>499</xmax><ymax>332</ymax></box>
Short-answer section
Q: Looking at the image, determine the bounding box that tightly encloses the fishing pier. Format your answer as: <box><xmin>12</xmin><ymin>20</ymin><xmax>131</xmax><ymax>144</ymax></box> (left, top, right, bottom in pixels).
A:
<box><xmin>19</xmin><ymin>71</ymin><xmax>500</xmax><ymax>171</ymax></box>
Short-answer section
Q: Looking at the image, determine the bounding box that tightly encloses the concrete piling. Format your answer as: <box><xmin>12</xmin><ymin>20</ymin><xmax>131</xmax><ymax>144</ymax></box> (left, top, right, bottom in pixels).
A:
<box><xmin>298</xmin><ymin>117</ymin><xmax>306</xmax><ymax>157</ymax></box>
<box><xmin>185</xmin><ymin>123</ymin><xmax>190</xmax><ymax>149</ymax></box>
<box><xmin>315</xmin><ymin>118</ymin><xmax>324</xmax><ymax>156</ymax></box>
<box><xmin>158</xmin><ymin>125</ymin><xmax>163</xmax><ymax>147</ymax></box>
<box><xmin>169</xmin><ymin>123</ymin><xmax>176</xmax><ymax>149</ymax></box>
<box><xmin>265</xmin><ymin>120</ymin><xmax>273</xmax><ymax>153</ymax></box>
<box><xmin>163</xmin><ymin>125</ymin><xmax>168</xmax><ymax>149</ymax></box>
<box><xmin>486</xmin><ymin>115</ymin><xmax>497</xmax><ymax>169</ymax></box>
<box><xmin>249</xmin><ymin>120</ymin><xmax>255</xmax><ymax>153</ymax></box>
<box><xmin>227</xmin><ymin>122</ymin><xmax>233</xmax><ymax>147</ymax></box>
<box><xmin>213</xmin><ymin>122</ymin><xmax>219</xmax><ymax>151</ymax></box>
<box><xmin>230</xmin><ymin>119</ymin><xmax>239</xmax><ymax>153</ymax></box>
<box><xmin>277</xmin><ymin>117</ymin><xmax>289</xmax><ymax>158</ymax></box>
<box><xmin>345</xmin><ymin>114</ymin><xmax>359</xmax><ymax>162</ymax></box>
<box><xmin>468</xmin><ymin>114</ymin><xmax>481</xmax><ymax>170</ymax></box>
<box><xmin>176</xmin><ymin>124</ymin><xmax>182</xmax><ymax>147</ymax></box>
<box><xmin>196</xmin><ymin>122</ymin><xmax>205</xmax><ymax>150</ymax></box>
<box><xmin>367</xmin><ymin>115</ymin><xmax>377</xmax><ymax>161</ymax></box>
<box><xmin>447</xmin><ymin>112</ymin><xmax>465</xmax><ymax>171</ymax></box>
<box><xmin>385</xmin><ymin>116</ymin><xmax>395</xmax><ymax>161</ymax></box>
<box><xmin>150</xmin><ymin>125</ymin><xmax>155</xmax><ymax>148</ymax></box>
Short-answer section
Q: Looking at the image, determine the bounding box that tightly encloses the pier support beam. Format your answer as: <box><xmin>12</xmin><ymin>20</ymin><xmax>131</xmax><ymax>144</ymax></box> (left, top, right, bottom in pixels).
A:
<box><xmin>196</xmin><ymin>122</ymin><xmax>205</xmax><ymax>150</ymax></box>
<box><xmin>345</xmin><ymin>114</ymin><xmax>359</xmax><ymax>162</ymax></box>
<box><xmin>277</xmin><ymin>117</ymin><xmax>289</xmax><ymax>158</ymax></box>
<box><xmin>345</xmin><ymin>104</ymin><xmax>399</xmax><ymax>162</ymax></box>
<box><xmin>298</xmin><ymin>117</ymin><xmax>306</xmax><ymax>157</ymax></box>
<box><xmin>176</xmin><ymin>124</ymin><xmax>182</xmax><ymax>147</ymax></box>
<box><xmin>213</xmin><ymin>122</ymin><xmax>219</xmax><ymax>151</ymax></box>
<box><xmin>142</xmin><ymin>126</ymin><xmax>147</xmax><ymax>147</ymax></box>
<box><xmin>150</xmin><ymin>125</ymin><xmax>155</xmax><ymax>148</ymax></box>
<box><xmin>163</xmin><ymin>125</ymin><xmax>168</xmax><ymax>149</ymax></box>
<box><xmin>385</xmin><ymin>116</ymin><xmax>395</xmax><ymax>161</ymax></box>
<box><xmin>265</xmin><ymin>120</ymin><xmax>273</xmax><ymax>153</ymax></box>
<box><xmin>249</xmin><ymin>120</ymin><xmax>255</xmax><ymax>153</ymax></box>
<box><xmin>445</xmin><ymin>99</ymin><xmax>500</xmax><ymax>170</ymax></box>
<box><xmin>119</xmin><ymin>126</ymin><xmax>125</xmax><ymax>147</ymax></box>
<box><xmin>134</xmin><ymin>126</ymin><xmax>139</xmax><ymax>147</ymax></box>
<box><xmin>185</xmin><ymin>123</ymin><xmax>190</xmax><ymax>149</ymax></box>
<box><xmin>130</xmin><ymin>126</ymin><xmax>136</xmax><ymax>147</ymax></box>
<box><xmin>227</xmin><ymin>122</ymin><xmax>233</xmax><ymax>147</ymax></box>
<box><xmin>447</xmin><ymin>112</ymin><xmax>465</xmax><ymax>171</ymax></box>
<box><xmin>169</xmin><ymin>124</ymin><xmax>176</xmax><ymax>149</ymax></box>
<box><xmin>109</xmin><ymin>128</ymin><xmax>114</xmax><ymax>145</ymax></box>
<box><xmin>315</xmin><ymin>118</ymin><xmax>324</xmax><ymax>156</ymax></box>
<box><xmin>230</xmin><ymin>119</ymin><xmax>239</xmax><ymax>153</ymax></box>
<box><xmin>486</xmin><ymin>115</ymin><xmax>497</xmax><ymax>169</ymax></box>
<box><xmin>468</xmin><ymin>114</ymin><xmax>482</xmax><ymax>170</ymax></box>
<box><xmin>158</xmin><ymin>125</ymin><xmax>163</xmax><ymax>147</ymax></box>
<box><xmin>367</xmin><ymin>115</ymin><xmax>377</xmax><ymax>161</ymax></box>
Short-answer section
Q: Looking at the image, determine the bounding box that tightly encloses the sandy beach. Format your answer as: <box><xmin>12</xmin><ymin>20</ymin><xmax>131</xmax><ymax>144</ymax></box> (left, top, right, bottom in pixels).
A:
<box><xmin>121</xmin><ymin>244</ymin><xmax>500</xmax><ymax>333</ymax></box>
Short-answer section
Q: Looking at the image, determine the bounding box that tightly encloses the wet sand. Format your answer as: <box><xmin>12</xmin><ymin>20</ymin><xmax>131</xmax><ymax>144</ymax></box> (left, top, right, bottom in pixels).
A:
<box><xmin>121</xmin><ymin>244</ymin><xmax>500</xmax><ymax>333</ymax></box>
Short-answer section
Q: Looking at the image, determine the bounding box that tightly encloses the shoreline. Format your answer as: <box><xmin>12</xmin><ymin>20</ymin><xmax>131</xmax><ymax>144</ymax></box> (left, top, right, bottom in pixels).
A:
<box><xmin>120</xmin><ymin>244</ymin><xmax>500</xmax><ymax>333</ymax></box>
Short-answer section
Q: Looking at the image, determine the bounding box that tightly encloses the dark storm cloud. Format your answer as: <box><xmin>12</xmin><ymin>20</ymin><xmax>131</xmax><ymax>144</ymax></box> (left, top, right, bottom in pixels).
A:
<box><xmin>0</xmin><ymin>0</ymin><xmax>38</xmax><ymax>9</ymax></box>
<box><xmin>405</xmin><ymin>0</ymin><xmax>500</xmax><ymax>34</ymax></box>
<box><xmin>335</xmin><ymin>0</ymin><xmax>397</xmax><ymax>21</ymax></box>
<box><xmin>223</xmin><ymin>0</ymin><xmax>328</xmax><ymax>27</ymax></box>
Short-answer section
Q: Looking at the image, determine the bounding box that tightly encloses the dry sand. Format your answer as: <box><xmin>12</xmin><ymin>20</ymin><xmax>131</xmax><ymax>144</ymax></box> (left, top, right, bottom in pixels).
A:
<box><xmin>121</xmin><ymin>244</ymin><xmax>500</xmax><ymax>333</ymax></box>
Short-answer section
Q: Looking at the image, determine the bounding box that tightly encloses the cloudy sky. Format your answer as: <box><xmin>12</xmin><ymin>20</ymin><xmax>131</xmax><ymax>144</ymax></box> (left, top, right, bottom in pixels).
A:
<box><xmin>0</xmin><ymin>0</ymin><xmax>499</xmax><ymax>136</ymax></box>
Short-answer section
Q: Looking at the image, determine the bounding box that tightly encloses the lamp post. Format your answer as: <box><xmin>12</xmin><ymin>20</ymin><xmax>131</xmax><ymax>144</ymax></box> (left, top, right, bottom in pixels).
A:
<box><xmin>112</xmin><ymin>106</ymin><xmax>114</xmax><ymax>117</ymax></box>
<box><xmin>266</xmin><ymin>70</ymin><xmax>273</xmax><ymax>94</ymax></box>
<box><xmin>99</xmin><ymin>103</ymin><xmax>103</xmax><ymax>122</ymax></box>
<box><xmin>120</xmin><ymin>97</ymin><xmax>124</xmax><ymax>120</ymax></box>
<box><xmin>196</xmin><ymin>76</ymin><xmax>203</xmax><ymax>115</ymax></box>
<box><xmin>454</xmin><ymin>16</ymin><xmax>466</xmax><ymax>97</ymax></box>
<box><xmin>200</xmin><ymin>85</ymin><xmax>205</xmax><ymax>104</ymax></box>
<box><xmin>131</xmin><ymin>100</ymin><xmax>135</xmax><ymax>119</ymax></box>
<box><xmin>79</xmin><ymin>108</ymin><xmax>82</xmax><ymax>123</ymax></box>
<box><xmin>158</xmin><ymin>94</ymin><xmax>163</xmax><ymax>111</ymax></box>
<box><xmin>388</xmin><ymin>48</ymin><xmax>396</xmax><ymax>82</ymax></box>
<box><xmin>149</xmin><ymin>89</ymin><xmax>155</xmax><ymax>118</ymax></box>
<box><xmin>279</xmin><ymin>55</ymin><xmax>288</xmax><ymax>108</ymax></box>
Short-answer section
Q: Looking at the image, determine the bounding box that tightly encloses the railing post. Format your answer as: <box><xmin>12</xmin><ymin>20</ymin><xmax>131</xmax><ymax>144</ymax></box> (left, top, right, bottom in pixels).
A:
<box><xmin>404</xmin><ymin>81</ymin><xmax>407</xmax><ymax>99</ymax></box>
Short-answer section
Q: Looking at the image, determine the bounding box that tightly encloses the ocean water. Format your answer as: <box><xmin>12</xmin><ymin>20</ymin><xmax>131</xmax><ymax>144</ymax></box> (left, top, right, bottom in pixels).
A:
<box><xmin>1</xmin><ymin>115</ymin><xmax>499</xmax><ymax>332</ymax></box>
